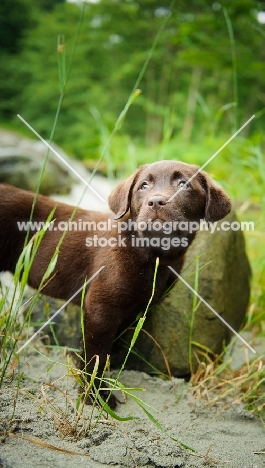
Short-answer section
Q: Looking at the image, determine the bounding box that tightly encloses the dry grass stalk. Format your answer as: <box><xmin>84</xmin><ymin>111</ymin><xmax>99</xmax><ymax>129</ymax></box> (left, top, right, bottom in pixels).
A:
<box><xmin>189</xmin><ymin>350</ymin><xmax>265</xmax><ymax>419</ymax></box>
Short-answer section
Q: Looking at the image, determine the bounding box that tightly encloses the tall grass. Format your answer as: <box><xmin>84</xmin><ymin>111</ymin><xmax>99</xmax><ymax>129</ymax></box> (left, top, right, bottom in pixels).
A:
<box><xmin>0</xmin><ymin>213</ymin><xmax>59</xmax><ymax>386</ymax></box>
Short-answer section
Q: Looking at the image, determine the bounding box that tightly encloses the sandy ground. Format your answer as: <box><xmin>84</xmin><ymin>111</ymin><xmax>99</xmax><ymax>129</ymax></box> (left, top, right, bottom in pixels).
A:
<box><xmin>0</xmin><ymin>349</ymin><xmax>264</xmax><ymax>468</ymax></box>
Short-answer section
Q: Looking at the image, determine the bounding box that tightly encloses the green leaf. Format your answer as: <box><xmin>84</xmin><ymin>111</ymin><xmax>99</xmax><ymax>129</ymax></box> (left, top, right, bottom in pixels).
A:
<box><xmin>96</xmin><ymin>393</ymin><xmax>136</xmax><ymax>422</ymax></box>
<box><xmin>41</xmin><ymin>251</ymin><xmax>59</xmax><ymax>283</ymax></box>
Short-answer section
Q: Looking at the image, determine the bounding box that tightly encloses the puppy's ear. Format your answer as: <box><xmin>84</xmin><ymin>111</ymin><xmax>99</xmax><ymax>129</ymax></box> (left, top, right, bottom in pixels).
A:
<box><xmin>108</xmin><ymin>168</ymin><xmax>142</xmax><ymax>220</ymax></box>
<box><xmin>199</xmin><ymin>171</ymin><xmax>231</xmax><ymax>223</ymax></box>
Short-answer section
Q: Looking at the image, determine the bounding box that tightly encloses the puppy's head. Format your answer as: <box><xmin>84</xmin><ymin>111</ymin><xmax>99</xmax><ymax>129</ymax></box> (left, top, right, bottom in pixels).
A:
<box><xmin>108</xmin><ymin>161</ymin><xmax>231</xmax><ymax>229</ymax></box>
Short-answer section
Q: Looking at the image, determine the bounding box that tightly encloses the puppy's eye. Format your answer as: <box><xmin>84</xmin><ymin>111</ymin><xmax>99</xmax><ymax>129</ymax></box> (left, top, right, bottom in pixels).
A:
<box><xmin>140</xmin><ymin>181</ymin><xmax>149</xmax><ymax>190</ymax></box>
<box><xmin>178</xmin><ymin>180</ymin><xmax>189</xmax><ymax>189</ymax></box>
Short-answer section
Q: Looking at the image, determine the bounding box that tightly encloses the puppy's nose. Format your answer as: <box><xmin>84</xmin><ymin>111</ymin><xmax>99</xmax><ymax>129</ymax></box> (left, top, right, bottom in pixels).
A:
<box><xmin>148</xmin><ymin>195</ymin><xmax>167</xmax><ymax>211</ymax></box>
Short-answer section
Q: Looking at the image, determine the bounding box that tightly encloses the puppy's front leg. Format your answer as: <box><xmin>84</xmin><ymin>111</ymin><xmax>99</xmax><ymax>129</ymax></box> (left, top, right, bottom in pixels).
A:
<box><xmin>80</xmin><ymin>290</ymin><xmax>122</xmax><ymax>409</ymax></box>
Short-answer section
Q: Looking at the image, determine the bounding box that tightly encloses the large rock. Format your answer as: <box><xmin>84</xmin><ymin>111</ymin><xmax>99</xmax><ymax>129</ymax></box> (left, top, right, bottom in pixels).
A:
<box><xmin>112</xmin><ymin>211</ymin><xmax>251</xmax><ymax>375</ymax></box>
<box><xmin>0</xmin><ymin>129</ymin><xmax>74</xmax><ymax>194</ymax></box>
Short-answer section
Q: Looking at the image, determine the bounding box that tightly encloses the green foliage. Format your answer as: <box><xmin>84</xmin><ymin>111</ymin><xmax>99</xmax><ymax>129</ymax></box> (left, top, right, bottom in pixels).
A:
<box><xmin>0</xmin><ymin>0</ymin><xmax>33</xmax><ymax>54</ymax></box>
<box><xmin>0</xmin><ymin>215</ymin><xmax>59</xmax><ymax>385</ymax></box>
<box><xmin>0</xmin><ymin>0</ymin><xmax>265</xmax><ymax>162</ymax></box>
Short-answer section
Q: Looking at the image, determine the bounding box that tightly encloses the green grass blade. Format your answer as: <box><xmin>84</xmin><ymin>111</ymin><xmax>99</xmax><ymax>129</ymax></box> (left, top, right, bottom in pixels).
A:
<box><xmin>96</xmin><ymin>393</ymin><xmax>135</xmax><ymax>422</ymax></box>
<box><xmin>139</xmin><ymin>403</ymin><xmax>196</xmax><ymax>452</ymax></box>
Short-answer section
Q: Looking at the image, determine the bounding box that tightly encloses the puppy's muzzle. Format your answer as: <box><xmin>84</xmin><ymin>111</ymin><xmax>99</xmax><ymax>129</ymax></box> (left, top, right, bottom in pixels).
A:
<box><xmin>147</xmin><ymin>195</ymin><xmax>167</xmax><ymax>211</ymax></box>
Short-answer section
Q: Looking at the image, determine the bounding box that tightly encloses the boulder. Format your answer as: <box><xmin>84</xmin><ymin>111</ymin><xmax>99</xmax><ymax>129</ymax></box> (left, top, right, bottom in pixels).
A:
<box><xmin>0</xmin><ymin>129</ymin><xmax>74</xmax><ymax>194</ymax></box>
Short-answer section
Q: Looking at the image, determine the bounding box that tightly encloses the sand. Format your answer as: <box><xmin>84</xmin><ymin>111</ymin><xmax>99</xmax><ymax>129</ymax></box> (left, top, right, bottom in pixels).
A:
<box><xmin>0</xmin><ymin>349</ymin><xmax>264</xmax><ymax>468</ymax></box>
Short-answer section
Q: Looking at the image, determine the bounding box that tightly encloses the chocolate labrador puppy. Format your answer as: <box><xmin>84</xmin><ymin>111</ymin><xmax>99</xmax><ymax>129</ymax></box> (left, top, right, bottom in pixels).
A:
<box><xmin>0</xmin><ymin>160</ymin><xmax>231</xmax><ymax>407</ymax></box>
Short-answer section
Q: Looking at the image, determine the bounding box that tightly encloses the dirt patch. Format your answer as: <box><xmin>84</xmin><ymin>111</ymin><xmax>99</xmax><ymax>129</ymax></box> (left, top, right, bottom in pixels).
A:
<box><xmin>0</xmin><ymin>350</ymin><xmax>264</xmax><ymax>468</ymax></box>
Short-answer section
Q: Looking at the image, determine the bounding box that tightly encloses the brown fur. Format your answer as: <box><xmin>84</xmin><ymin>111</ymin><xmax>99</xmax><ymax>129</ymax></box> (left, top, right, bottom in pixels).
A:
<box><xmin>0</xmin><ymin>160</ymin><xmax>231</xmax><ymax>407</ymax></box>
